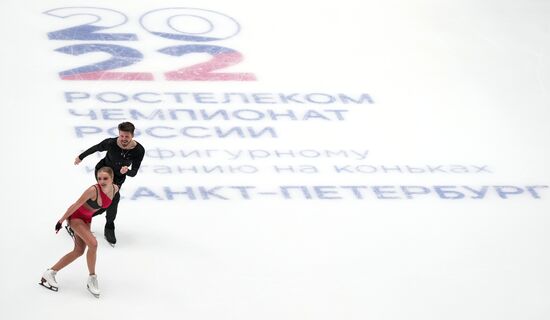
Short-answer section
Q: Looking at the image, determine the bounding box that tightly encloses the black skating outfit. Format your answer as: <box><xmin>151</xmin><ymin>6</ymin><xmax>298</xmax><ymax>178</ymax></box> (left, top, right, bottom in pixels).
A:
<box><xmin>78</xmin><ymin>138</ymin><xmax>145</xmax><ymax>243</ymax></box>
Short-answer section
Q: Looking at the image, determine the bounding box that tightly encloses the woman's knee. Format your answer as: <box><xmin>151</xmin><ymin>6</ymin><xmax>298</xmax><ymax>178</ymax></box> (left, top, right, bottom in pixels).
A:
<box><xmin>73</xmin><ymin>245</ymin><xmax>86</xmax><ymax>256</ymax></box>
<box><xmin>87</xmin><ymin>238</ymin><xmax>98</xmax><ymax>250</ymax></box>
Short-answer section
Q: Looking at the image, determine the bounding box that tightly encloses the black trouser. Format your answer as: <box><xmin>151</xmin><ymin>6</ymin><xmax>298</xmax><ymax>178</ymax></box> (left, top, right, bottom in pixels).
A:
<box><xmin>92</xmin><ymin>191</ymin><xmax>120</xmax><ymax>229</ymax></box>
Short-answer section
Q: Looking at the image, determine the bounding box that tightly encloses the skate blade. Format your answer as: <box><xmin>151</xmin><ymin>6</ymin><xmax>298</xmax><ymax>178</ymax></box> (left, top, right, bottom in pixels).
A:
<box><xmin>87</xmin><ymin>286</ymin><xmax>100</xmax><ymax>298</ymax></box>
<box><xmin>105</xmin><ymin>236</ymin><xmax>116</xmax><ymax>247</ymax></box>
<box><xmin>65</xmin><ymin>226</ymin><xmax>74</xmax><ymax>238</ymax></box>
<box><xmin>39</xmin><ymin>279</ymin><xmax>58</xmax><ymax>292</ymax></box>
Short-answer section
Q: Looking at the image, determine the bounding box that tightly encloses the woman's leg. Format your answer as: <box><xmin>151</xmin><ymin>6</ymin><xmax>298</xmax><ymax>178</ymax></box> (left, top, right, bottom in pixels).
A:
<box><xmin>51</xmin><ymin>220</ymin><xmax>86</xmax><ymax>271</ymax></box>
<box><xmin>70</xmin><ymin>219</ymin><xmax>98</xmax><ymax>275</ymax></box>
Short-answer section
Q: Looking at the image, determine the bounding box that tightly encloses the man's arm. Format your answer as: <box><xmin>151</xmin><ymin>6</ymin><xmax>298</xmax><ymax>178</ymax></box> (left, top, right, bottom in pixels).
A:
<box><xmin>126</xmin><ymin>145</ymin><xmax>145</xmax><ymax>177</ymax></box>
<box><xmin>74</xmin><ymin>138</ymin><xmax>111</xmax><ymax>165</ymax></box>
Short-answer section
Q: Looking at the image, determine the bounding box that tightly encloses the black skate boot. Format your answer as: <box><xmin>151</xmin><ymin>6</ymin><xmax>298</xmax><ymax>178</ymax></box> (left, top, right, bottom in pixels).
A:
<box><xmin>104</xmin><ymin>224</ymin><xmax>116</xmax><ymax>247</ymax></box>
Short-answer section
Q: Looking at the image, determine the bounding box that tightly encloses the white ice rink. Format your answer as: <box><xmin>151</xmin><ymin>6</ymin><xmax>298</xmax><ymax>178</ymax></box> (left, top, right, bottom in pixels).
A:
<box><xmin>1</xmin><ymin>0</ymin><xmax>550</xmax><ymax>319</ymax></box>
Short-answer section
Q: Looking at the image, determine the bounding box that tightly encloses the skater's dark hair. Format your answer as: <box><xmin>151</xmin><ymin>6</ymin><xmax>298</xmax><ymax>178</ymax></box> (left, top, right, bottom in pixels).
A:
<box><xmin>118</xmin><ymin>122</ymin><xmax>135</xmax><ymax>135</ymax></box>
<box><xmin>96</xmin><ymin>167</ymin><xmax>114</xmax><ymax>180</ymax></box>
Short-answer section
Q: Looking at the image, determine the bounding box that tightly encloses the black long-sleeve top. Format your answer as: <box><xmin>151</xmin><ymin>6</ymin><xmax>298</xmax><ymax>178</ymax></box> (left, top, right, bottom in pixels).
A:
<box><xmin>79</xmin><ymin>138</ymin><xmax>145</xmax><ymax>186</ymax></box>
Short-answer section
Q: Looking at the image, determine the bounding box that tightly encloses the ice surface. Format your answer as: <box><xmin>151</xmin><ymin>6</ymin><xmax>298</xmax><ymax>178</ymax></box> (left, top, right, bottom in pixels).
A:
<box><xmin>1</xmin><ymin>1</ymin><xmax>549</xmax><ymax>319</ymax></box>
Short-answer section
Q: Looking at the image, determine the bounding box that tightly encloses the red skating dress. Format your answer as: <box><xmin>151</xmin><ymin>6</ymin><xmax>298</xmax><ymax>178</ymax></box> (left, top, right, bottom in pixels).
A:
<box><xmin>68</xmin><ymin>184</ymin><xmax>113</xmax><ymax>224</ymax></box>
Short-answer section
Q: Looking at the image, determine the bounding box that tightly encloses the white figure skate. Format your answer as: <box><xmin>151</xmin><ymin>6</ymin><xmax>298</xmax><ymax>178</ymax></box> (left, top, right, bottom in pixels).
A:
<box><xmin>87</xmin><ymin>274</ymin><xmax>100</xmax><ymax>298</ymax></box>
<box><xmin>39</xmin><ymin>269</ymin><xmax>58</xmax><ymax>292</ymax></box>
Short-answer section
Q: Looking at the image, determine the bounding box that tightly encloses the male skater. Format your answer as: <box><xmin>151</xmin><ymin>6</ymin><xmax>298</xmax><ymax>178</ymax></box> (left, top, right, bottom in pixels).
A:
<box><xmin>73</xmin><ymin>122</ymin><xmax>145</xmax><ymax>246</ymax></box>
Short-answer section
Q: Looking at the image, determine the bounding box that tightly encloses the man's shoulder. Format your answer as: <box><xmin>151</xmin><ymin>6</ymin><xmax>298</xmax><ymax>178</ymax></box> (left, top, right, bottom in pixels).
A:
<box><xmin>102</xmin><ymin>137</ymin><xmax>117</xmax><ymax>144</ymax></box>
<box><xmin>134</xmin><ymin>141</ymin><xmax>145</xmax><ymax>152</ymax></box>
<box><xmin>99</xmin><ymin>137</ymin><xmax>118</xmax><ymax>151</ymax></box>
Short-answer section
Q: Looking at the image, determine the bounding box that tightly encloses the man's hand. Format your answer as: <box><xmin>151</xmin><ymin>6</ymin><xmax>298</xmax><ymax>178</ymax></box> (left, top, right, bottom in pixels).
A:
<box><xmin>74</xmin><ymin>157</ymin><xmax>82</xmax><ymax>165</ymax></box>
<box><xmin>120</xmin><ymin>166</ymin><xmax>129</xmax><ymax>174</ymax></box>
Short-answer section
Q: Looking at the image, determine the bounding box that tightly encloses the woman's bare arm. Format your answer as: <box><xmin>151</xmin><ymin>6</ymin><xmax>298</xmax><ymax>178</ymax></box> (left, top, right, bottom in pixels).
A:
<box><xmin>58</xmin><ymin>186</ymin><xmax>95</xmax><ymax>223</ymax></box>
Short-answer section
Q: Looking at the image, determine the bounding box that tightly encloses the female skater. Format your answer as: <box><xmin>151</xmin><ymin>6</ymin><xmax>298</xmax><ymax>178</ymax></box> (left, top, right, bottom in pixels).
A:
<box><xmin>39</xmin><ymin>167</ymin><xmax>119</xmax><ymax>298</ymax></box>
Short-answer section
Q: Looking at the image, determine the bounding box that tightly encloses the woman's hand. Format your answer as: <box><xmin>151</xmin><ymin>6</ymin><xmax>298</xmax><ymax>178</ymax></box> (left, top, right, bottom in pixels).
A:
<box><xmin>55</xmin><ymin>221</ymin><xmax>63</xmax><ymax>234</ymax></box>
